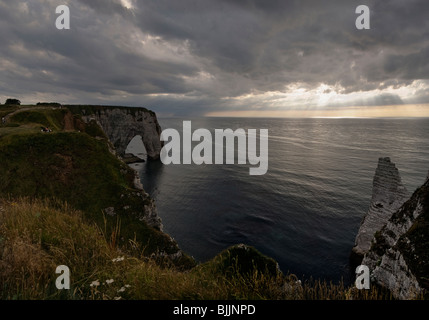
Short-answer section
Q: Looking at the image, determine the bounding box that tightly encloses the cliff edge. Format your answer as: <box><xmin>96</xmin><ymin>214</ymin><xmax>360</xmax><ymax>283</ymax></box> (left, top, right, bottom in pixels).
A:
<box><xmin>68</xmin><ymin>105</ymin><xmax>163</xmax><ymax>160</ymax></box>
<box><xmin>352</xmin><ymin>158</ymin><xmax>429</xmax><ymax>299</ymax></box>
<box><xmin>0</xmin><ymin>105</ymin><xmax>193</xmax><ymax>269</ymax></box>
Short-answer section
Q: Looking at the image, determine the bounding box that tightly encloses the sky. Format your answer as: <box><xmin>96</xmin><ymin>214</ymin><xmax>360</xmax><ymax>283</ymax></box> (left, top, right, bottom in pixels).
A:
<box><xmin>0</xmin><ymin>0</ymin><xmax>428</xmax><ymax>117</ymax></box>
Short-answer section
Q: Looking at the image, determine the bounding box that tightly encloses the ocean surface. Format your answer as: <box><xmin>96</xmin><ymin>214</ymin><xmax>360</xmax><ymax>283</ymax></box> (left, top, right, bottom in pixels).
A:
<box><xmin>127</xmin><ymin>117</ymin><xmax>429</xmax><ymax>284</ymax></box>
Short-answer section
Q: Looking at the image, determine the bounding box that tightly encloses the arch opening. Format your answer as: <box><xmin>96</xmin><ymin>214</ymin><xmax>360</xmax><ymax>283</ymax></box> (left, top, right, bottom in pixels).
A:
<box><xmin>124</xmin><ymin>135</ymin><xmax>147</xmax><ymax>162</ymax></box>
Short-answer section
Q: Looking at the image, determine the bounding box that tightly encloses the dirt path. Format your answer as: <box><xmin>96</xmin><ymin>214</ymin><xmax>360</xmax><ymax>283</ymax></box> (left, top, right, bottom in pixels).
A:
<box><xmin>62</xmin><ymin>110</ymin><xmax>75</xmax><ymax>131</ymax></box>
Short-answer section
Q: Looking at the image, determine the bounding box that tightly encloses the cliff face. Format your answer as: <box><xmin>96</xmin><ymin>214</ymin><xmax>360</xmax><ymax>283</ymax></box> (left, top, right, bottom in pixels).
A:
<box><xmin>351</xmin><ymin>157</ymin><xmax>409</xmax><ymax>262</ymax></box>
<box><xmin>78</xmin><ymin>106</ymin><xmax>163</xmax><ymax>160</ymax></box>
<box><xmin>72</xmin><ymin>106</ymin><xmax>165</xmax><ymax>229</ymax></box>
<box><xmin>353</xmin><ymin>158</ymin><xmax>429</xmax><ymax>299</ymax></box>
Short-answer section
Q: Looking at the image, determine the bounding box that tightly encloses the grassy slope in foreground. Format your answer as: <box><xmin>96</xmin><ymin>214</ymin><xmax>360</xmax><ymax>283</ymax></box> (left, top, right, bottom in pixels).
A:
<box><xmin>0</xmin><ymin>198</ymin><xmax>393</xmax><ymax>300</ymax></box>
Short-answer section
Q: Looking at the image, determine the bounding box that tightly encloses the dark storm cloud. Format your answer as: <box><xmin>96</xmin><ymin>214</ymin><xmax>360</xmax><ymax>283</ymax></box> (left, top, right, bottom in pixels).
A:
<box><xmin>383</xmin><ymin>46</ymin><xmax>429</xmax><ymax>80</ymax></box>
<box><xmin>0</xmin><ymin>0</ymin><xmax>428</xmax><ymax>114</ymax></box>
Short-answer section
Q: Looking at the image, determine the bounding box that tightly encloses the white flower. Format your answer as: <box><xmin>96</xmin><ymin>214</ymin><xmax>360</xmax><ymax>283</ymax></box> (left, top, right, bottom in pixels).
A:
<box><xmin>118</xmin><ymin>287</ymin><xmax>126</xmax><ymax>293</ymax></box>
<box><xmin>90</xmin><ymin>280</ymin><xmax>100</xmax><ymax>287</ymax></box>
<box><xmin>106</xmin><ymin>279</ymin><xmax>114</xmax><ymax>285</ymax></box>
<box><xmin>112</xmin><ymin>256</ymin><xmax>125</xmax><ymax>262</ymax></box>
<box><xmin>114</xmin><ymin>296</ymin><xmax>122</xmax><ymax>300</ymax></box>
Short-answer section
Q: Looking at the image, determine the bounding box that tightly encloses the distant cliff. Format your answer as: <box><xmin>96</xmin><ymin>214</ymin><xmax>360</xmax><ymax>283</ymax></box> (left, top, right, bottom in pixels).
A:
<box><xmin>68</xmin><ymin>105</ymin><xmax>163</xmax><ymax>160</ymax></box>
<box><xmin>352</xmin><ymin>158</ymin><xmax>429</xmax><ymax>299</ymax></box>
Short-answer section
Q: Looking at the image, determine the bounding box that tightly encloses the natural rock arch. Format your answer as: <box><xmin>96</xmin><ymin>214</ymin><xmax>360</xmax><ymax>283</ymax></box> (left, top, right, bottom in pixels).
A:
<box><xmin>79</xmin><ymin>106</ymin><xmax>163</xmax><ymax>160</ymax></box>
<box><xmin>125</xmin><ymin>135</ymin><xmax>148</xmax><ymax>158</ymax></box>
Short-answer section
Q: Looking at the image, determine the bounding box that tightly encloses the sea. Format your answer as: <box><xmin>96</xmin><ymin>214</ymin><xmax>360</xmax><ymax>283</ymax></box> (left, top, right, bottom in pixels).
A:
<box><xmin>126</xmin><ymin>117</ymin><xmax>429</xmax><ymax>285</ymax></box>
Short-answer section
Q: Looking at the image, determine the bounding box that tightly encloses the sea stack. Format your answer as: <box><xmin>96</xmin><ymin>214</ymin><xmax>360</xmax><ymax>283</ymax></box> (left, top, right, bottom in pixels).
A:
<box><xmin>351</xmin><ymin>157</ymin><xmax>409</xmax><ymax>265</ymax></box>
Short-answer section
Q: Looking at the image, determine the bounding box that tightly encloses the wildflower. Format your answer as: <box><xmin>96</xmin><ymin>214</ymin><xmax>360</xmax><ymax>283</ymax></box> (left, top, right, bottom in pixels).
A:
<box><xmin>112</xmin><ymin>256</ymin><xmax>125</xmax><ymax>262</ymax></box>
<box><xmin>90</xmin><ymin>280</ymin><xmax>100</xmax><ymax>287</ymax></box>
<box><xmin>106</xmin><ymin>279</ymin><xmax>114</xmax><ymax>285</ymax></box>
<box><xmin>118</xmin><ymin>284</ymin><xmax>130</xmax><ymax>293</ymax></box>
<box><xmin>114</xmin><ymin>296</ymin><xmax>122</xmax><ymax>300</ymax></box>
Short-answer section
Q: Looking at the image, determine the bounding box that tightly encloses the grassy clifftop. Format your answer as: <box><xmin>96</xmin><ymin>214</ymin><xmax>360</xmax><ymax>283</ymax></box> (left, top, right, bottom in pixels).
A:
<box><xmin>66</xmin><ymin>104</ymin><xmax>155</xmax><ymax>117</ymax></box>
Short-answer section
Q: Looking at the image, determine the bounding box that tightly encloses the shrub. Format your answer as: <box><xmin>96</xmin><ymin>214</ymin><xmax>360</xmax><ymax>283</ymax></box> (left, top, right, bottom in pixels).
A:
<box><xmin>4</xmin><ymin>99</ymin><xmax>21</xmax><ymax>105</ymax></box>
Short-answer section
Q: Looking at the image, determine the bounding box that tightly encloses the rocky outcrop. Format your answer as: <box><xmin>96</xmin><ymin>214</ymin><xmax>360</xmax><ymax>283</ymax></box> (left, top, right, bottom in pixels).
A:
<box><xmin>352</xmin><ymin>158</ymin><xmax>429</xmax><ymax>299</ymax></box>
<box><xmin>78</xmin><ymin>106</ymin><xmax>163</xmax><ymax>160</ymax></box>
<box><xmin>351</xmin><ymin>157</ymin><xmax>409</xmax><ymax>264</ymax></box>
<box><xmin>73</xmin><ymin>105</ymin><xmax>166</xmax><ymax>230</ymax></box>
<box><xmin>362</xmin><ymin>174</ymin><xmax>429</xmax><ymax>299</ymax></box>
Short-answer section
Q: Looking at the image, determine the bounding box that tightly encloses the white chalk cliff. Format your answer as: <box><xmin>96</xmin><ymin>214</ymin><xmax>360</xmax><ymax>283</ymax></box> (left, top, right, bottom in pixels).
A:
<box><xmin>353</xmin><ymin>158</ymin><xmax>429</xmax><ymax>299</ymax></box>
<box><xmin>80</xmin><ymin>106</ymin><xmax>163</xmax><ymax>160</ymax></box>
<box><xmin>74</xmin><ymin>106</ymin><xmax>164</xmax><ymax>231</ymax></box>
<box><xmin>352</xmin><ymin>157</ymin><xmax>409</xmax><ymax>261</ymax></box>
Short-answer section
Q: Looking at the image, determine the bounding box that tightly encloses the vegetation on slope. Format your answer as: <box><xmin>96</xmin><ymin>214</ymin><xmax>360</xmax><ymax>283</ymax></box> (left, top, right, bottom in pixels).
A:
<box><xmin>0</xmin><ymin>104</ymin><xmax>192</xmax><ymax>267</ymax></box>
<box><xmin>0</xmin><ymin>198</ymin><xmax>394</xmax><ymax>300</ymax></box>
<box><xmin>395</xmin><ymin>180</ymin><xmax>429</xmax><ymax>296</ymax></box>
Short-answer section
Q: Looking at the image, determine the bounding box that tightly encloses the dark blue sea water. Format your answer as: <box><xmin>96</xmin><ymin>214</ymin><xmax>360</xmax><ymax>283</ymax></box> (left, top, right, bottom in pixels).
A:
<box><xmin>127</xmin><ymin>117</ymin><xmax>429</xmax><ymax>284</ymax></box>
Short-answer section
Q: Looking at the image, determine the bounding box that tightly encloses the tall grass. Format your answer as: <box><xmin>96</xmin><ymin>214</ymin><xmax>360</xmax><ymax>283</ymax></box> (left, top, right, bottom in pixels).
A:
<box><xmin>0</xmin><ymin>198</ymin><xmax>112</xmax><ymax>299</ymax></box>
<box><xmin>0</xmin><ymin>198</ymin><xmax>405</xmax><ymax>300</ymax></box>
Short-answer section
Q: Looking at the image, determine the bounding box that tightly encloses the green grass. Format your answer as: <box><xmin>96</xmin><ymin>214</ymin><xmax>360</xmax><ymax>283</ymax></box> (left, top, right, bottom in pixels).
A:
<box><xmin>0</xmin><ymin>198</ymin><xmax>396</xmax><ymax>300</ymax></box>
<box><xmin>0</xmin><ymin>105</ymin><xmax>20</xmax><ymax>119</ymax></box>
<box><xmin>0</xmin><ymin>131</ymin><xmax>186</xmax><ymax>261</ymax></box>
<box><xmin>0</xmin><ymin>126</ymin><xmax>38</xmax><ymax>139</ymax></box>
<box><xmin>8</xmin><ymin>109</ymin><xmax>68</xmax><ymax>131</ymax></box>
